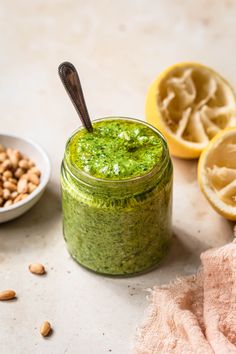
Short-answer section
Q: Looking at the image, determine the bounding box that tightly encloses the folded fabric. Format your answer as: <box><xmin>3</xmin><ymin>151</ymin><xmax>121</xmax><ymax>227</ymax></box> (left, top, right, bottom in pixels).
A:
<box><xmin>134</xmin><ymin>238</ymin><xmax>236</xmax><ymax>354</ymax></box>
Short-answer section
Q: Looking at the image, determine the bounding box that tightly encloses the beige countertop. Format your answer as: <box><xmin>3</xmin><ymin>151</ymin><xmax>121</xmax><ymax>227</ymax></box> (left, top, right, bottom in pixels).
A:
<box><xmin>0</xmin><ymin>1</ymin><xmax>235</xmax><ymax>353</ymax></box>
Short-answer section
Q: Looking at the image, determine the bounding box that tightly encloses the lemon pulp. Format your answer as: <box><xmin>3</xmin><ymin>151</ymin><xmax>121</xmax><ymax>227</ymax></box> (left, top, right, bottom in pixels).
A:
<box><xmin>146</xmin><ymin>62</ymin><xmax>236</xmax><ymax>158</ymax></box>
<box><xmin>198</xmin><ymin>128</ymin><xmax>236</xmax><ymax>220</ymax></box>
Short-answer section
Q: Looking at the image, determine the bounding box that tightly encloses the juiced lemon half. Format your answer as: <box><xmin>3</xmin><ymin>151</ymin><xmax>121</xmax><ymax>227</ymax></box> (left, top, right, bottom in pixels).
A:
<box><xmin>198</xmin><ymin>128</ymin><xmax>236</xmax><ymax>220</ymax></box>
<box><xmin>146</xmin><ymin>62</ymin><xmax>236</xmax><ymax>158</ymax></box>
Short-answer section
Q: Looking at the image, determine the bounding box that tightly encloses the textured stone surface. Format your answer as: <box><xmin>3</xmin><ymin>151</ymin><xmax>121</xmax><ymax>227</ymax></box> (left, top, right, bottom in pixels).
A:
<box><xmin>0</xmin><ymin>1</ymin><xmax>235</xmax><ymax>353</ymax></box>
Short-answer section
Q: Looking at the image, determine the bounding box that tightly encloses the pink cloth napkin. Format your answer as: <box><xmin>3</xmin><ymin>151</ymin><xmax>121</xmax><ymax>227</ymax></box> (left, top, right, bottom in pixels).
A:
<box><xmin>134</xmin><ymin>239</ymin><xmax>236</xmax><ymax>354</ymax></box>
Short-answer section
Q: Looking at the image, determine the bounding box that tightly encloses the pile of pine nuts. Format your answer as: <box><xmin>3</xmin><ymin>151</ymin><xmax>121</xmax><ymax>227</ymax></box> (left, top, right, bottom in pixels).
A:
<box><xmin>0</xmin><ymin>144</ymin><xmax>41</xmax><ymax>207</ymax></box>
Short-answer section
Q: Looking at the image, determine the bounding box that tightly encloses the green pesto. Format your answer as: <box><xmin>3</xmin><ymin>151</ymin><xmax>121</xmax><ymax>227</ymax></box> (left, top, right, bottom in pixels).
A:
<box><xmin>61</xmin><ymin>118</ymin><xmax>173</xmax><ymax>276</ymax></box>
<box><xmin>68</xmin><ymin>120</ymin><xmax>164</xmax><ymax>180</ymax></box>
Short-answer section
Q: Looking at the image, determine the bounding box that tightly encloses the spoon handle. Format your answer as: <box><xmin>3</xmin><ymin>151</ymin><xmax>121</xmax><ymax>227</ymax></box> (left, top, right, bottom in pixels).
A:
<box><xmin>58</xmin><ymin>62</ymin><xmax>93</xmax><ymax>132</ymax></box>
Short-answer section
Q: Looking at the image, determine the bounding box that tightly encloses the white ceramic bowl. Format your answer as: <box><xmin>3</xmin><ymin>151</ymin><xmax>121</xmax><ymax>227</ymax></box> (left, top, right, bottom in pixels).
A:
<box><xmin>0</xmin><ymin>134</ymin><xmax>51</xmax><ymax>223</ymax></box>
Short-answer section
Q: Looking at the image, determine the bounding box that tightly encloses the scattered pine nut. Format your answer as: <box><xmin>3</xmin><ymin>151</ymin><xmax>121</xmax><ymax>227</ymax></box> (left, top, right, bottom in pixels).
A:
<box><xmin>40</xmin><ymin>321</ymin><xmax>52</xmax><ymax>337</ymax></box>
<box><xmin>0</xmin><ymin>290</ymin><xmax>16</xmax><ymax>301</ymax></box>
<box><xmin>29</xmin><ymin>263</ymin><xmax>45</xmax><ymax>275</ymax></box>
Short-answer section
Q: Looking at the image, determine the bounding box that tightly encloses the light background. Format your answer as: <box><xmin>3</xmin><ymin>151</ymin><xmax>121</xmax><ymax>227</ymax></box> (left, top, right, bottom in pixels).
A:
<box><xmin>0</xmin><ymin>1</ymin><xmax>235</xmax><ymax>353</ymax></box>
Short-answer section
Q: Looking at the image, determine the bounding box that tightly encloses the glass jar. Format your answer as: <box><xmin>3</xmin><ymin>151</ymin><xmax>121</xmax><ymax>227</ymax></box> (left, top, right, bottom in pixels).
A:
<box><xmin>61</xmin><ymin>117</ymin><xmax>173</xmax><ymax>276</ymax></box>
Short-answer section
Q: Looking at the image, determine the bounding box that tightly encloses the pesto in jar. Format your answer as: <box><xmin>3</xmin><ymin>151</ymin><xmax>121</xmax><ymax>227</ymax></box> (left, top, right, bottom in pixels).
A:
<box><xmin>61</xmin><ymin>117</ymin><xmax>173</xmax><ymax>275</ymax></box>
<box><xmin>68</xmin><ymin>120</ymin><xmax>164</xmax><ymax>179</ymax></box>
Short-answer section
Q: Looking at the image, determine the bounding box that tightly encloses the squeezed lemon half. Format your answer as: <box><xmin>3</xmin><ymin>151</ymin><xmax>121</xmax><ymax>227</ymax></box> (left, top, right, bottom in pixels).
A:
<box><xmin>146</xmin><ymin>62</ymin><xmax>236</xmax><ymax>158</ymax></box>
<box><xmin>198</xmin><ymin>128</ymin><xmax>236</xmax><ymax>220</ymax></box>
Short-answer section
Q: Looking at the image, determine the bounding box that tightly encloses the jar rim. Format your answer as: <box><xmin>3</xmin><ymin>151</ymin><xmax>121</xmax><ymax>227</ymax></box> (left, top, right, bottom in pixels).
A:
<box><xmin>63</xmin><ymin>116</ymin><xmax>170</xmax><ymax>190</ymax></box>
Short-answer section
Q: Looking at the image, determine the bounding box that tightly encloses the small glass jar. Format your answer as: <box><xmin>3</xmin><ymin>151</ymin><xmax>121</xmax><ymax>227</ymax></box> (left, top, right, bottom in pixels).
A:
<box><xmin>61</xmin><ymin>117</ymin><xmax>173</xmax><ymax>276</ymax></box>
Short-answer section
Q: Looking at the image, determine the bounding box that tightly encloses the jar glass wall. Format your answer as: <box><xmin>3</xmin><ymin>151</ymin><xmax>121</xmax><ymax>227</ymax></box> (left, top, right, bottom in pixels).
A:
<box><xmin>61</xmin><ymin>117</ymin><xmax>173</xmax><ymax>276</ymax></box>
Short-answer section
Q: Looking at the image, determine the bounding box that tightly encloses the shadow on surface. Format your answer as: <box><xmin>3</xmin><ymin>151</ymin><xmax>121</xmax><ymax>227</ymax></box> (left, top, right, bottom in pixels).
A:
<box><xmin>0</xmin><ymin>184</ymin><xmax>62</xmax><ymax>254</ymax></box>
<box><xmin>173</xmin><ymin>225</ymin><xmax>211</xmax><ymax>255</ymax></box>
<box><xmin>74</xmin><ymin>234</ymin><xmax>200</xmax><ymax>319</ymax></box>
<box><xmin>172</xmin><ymin>157</ymin><xmax>198</xmax><ymax>184</ymax></box>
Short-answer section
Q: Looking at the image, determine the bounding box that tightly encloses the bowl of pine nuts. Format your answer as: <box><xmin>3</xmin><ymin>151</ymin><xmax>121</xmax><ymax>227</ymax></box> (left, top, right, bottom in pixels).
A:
<box><xmin>0</xmin><ymin>134</ymin><xmax>51</xmax><ymax>223</ymax></box>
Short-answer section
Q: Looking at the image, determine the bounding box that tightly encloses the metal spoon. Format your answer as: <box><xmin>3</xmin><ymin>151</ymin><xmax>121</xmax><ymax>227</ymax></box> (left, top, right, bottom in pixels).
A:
<box><xmin>58</xmin><ymin>61</ymin><xmax>93</xmax><ymax>132</ymax></box>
